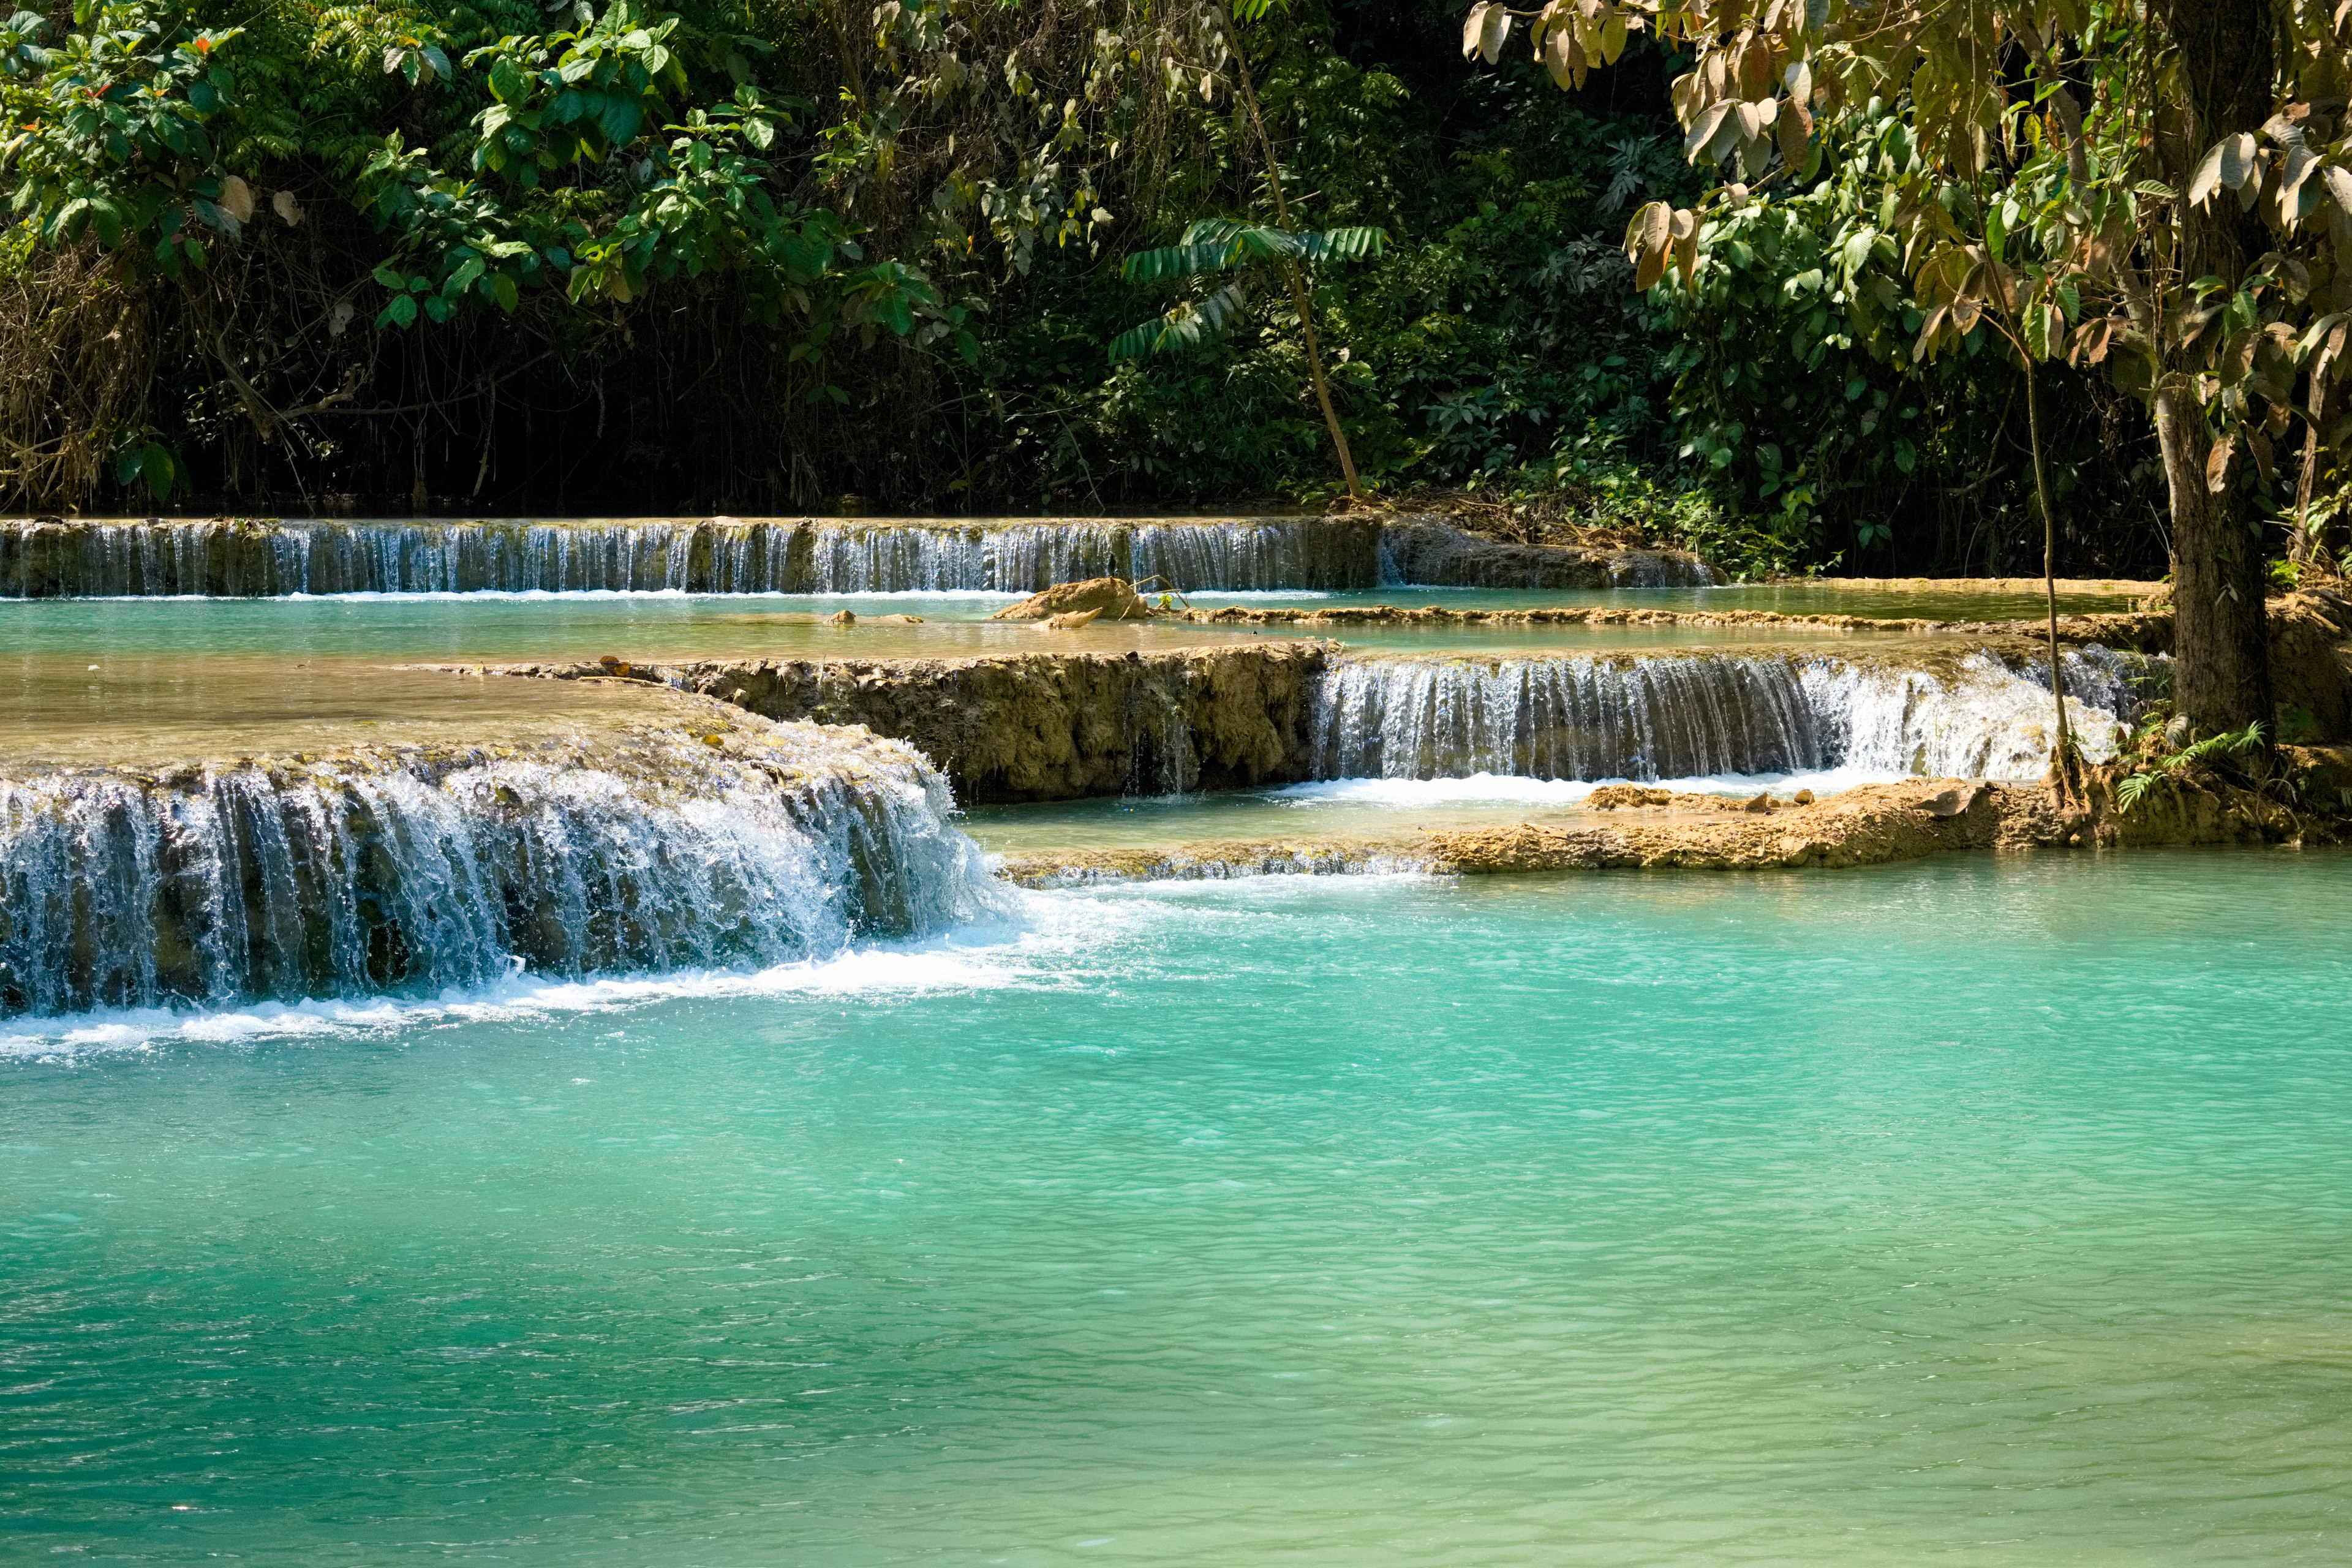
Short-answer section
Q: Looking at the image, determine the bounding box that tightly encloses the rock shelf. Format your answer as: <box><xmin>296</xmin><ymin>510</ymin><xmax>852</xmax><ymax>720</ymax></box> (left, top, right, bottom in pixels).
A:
<box><xmin>996</xmin><ymin>760</ymin><xmax>2352</xmax><ymax>886</ymax></box>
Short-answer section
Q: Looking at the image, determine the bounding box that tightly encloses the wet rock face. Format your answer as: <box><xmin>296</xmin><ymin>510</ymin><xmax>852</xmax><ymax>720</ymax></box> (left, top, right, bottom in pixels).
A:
<box><xmin>2269</xmin><ymin>587</ymin><xmax>2352</xmax><ymax>741</ymax></box>
<box><xmin>1375</xmin><ymin>519</ymin><xmax>1722</xmax><ymax>589</ymax></box>
<box><xmin>668</xmin><ymin>642</ymin><xmax>1338</xmax><ymax>804</ymax></box>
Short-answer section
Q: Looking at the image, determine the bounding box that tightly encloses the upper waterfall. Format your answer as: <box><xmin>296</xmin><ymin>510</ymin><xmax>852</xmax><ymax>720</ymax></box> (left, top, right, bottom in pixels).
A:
<box><xmin>0</xmin><ymin>718</ymin><xmax>999</xmax><ymax>1019</ymax></box>
<box><xmin>0</xmin><ymin>515</ymin><xmax>1723</xmax><ymax>596</ymax></box>
<box><xmin>0</xmin><ymin>517</ymin><xmax>1386</xmax><ymax>597</ymax></box>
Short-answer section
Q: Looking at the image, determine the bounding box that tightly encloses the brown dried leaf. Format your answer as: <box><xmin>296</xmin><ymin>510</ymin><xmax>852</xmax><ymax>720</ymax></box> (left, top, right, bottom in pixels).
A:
<box><xmin>1461</xmin><ymin>2</ymin><xmax>1491</xmax><ymax>59</ymax></box>
<box><xmin>1775</xmin><ymin>109</ymin><xmax>1807</xmax><ymax>170</ymax></box>
<box><xmin>1684</xmin><ymin>101</ymin><xmax>1733</xmax><ymax>160</ymax></box>
<box><xmin>1627</xmin><ymin>202</ymin><xmax>1672</xmax><ymax>288</ymax></box>
<box><xmin>1912</xmin><ymin>303</ymin><xmax>1950</xmax><ymax>360</ymax></box>
<box><xmin>2221</xmin><ymin>326</ymin><xmax>2257</xmax><ymax>380</ymax></box>
<box><xmin>2218</xmin><ymin>131</ymin><xmax>2257</xmax><ymax>190</ymax></box>
<box><xmin>2248</xmin><ymin>428</ymin><xmax>2276</xmax><ymax>483</ymax></box>
<box><xmin>1600</xmin><ymin>9</ymin><xmax>1627</xmax><ymax>62</ymax></box>
<box><xmin>1545</xmin><ymin>27</ymin><xmax>1578</xmax><ymax>86</ymax></box>
<box><xmin>1479</xmin><ymin>3</ymin><xmax>1513</xmax><ymax>63</ymax></box>
<box><xmin>2205</xmin><ymin>434</ymin><xmax>2236</xmax><ymax>492</ymax></box>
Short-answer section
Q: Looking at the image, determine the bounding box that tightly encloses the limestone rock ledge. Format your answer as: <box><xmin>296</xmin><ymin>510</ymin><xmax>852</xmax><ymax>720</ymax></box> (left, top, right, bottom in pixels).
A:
<box><xmin>491</xmin><ymin>642</ymin><xmax>1340</xmax><ymax>804</ymax></box>
<box><xmin>1377</xmin><ymin>518</ymin><xmax>1721</xmax><ymax>589</ymax></box>
<box><xmin>996</xmin><ymin>768</ymin><xmax>2346</xmax><ymax>886</ymax></box>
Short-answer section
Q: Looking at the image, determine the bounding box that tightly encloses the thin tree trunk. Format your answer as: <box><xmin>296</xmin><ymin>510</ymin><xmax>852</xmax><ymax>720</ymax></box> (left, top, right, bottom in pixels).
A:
<box><xmin>1282</xmin><ymin>260</ymin><xmax>1363</xmax><ymax>498</ymax></box>
<box><xmin>1221</xmin><ymin>6</ymin><xmax>1363</xmax><ymax>500</ymax></box>
<box><xmin>2022</xmin><ymin>358</ymin><xmax>2076</xmax><ymax>802</ymax></box>
<box><xmin>2294</xmin><ymin>329</ymin><xmax>2339</xmax><ymax>567</ymax></box>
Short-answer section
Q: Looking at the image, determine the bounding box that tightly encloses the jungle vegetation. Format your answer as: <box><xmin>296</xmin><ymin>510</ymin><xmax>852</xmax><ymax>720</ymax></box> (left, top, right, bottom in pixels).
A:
<box><xmin>0</xmin><ymin>0</ymin><xmax>2317</xmax><ymax>618</ymax></box>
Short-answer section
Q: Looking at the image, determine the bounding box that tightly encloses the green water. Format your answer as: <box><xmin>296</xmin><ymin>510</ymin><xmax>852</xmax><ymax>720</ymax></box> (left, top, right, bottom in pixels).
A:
<box><xmin>6</xmin><ymin>854</ymin><xmax>2352</xmax><ymax>1564</ymax></box>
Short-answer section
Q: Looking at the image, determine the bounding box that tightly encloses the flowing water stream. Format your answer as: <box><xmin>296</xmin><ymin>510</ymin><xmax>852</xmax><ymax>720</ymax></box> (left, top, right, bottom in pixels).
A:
<box><xmin>4</xmin><ymin>858</ymin><xmax>2350</xmax><ymax>1564</ymax></box>
<box><xmin>0</xmin><ymin>536</ymin><xmax>2328</xmax><ymax>1560</ymax></box>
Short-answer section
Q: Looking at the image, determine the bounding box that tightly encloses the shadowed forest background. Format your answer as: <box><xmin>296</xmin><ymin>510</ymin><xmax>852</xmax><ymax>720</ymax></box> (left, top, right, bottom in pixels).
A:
<box><xmin>2</xmin><ymin>0</ymin><xmax>2179</xmax><ymax>575</ymax></box>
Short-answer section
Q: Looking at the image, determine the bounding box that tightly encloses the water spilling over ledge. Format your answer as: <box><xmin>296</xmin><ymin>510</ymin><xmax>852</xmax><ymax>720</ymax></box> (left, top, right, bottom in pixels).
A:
<box><xmin>1307</xmin><ymin>647</ymin><xmax>2151</xmax><ymax>783</ymax></box>
<box><xmin>0</xmin><ymin>515</ymin><xmax>1717</xmax><ymax>597</ymax></box>
<box><xmin>0</xmin><ymin>718</ymin><xmax>997</xmax><ymax>1018</ymax></box>
<box><xmin>631</xmin><ymin>641</ymin><xmax>2155</xmax><ymax>802</ymax></box>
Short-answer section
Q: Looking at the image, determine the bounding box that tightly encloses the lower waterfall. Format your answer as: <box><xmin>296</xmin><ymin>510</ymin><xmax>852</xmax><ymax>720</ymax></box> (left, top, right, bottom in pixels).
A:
<box><xmin>0</xmin><ymin>724</ymin><xmax>998</xmax><ymax>1018</ymax></box>
<box><xmin>1307</xmin><ymin>649</ymin><xmax>2150</xmax><ymax>783</ymax></box>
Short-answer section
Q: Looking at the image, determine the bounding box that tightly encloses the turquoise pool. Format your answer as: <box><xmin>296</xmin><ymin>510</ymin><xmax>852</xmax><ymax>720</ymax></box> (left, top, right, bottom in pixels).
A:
<box><xmin>4</xmin><ymin>854</ymin><xmax>2349</xmax><ymax>1563</ymax></box>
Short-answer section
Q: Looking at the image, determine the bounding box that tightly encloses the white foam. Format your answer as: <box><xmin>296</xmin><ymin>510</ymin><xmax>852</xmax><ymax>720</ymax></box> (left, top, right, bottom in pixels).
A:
<box><xmin>0</xmin><ymin>917</ymin><xmax>1069</xmax><ymax>1060</ymax></box>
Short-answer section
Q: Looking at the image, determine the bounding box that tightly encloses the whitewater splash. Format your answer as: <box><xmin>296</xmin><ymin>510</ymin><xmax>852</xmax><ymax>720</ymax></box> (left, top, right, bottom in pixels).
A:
<box><xmin>0</xmin><ymin>517</ymin><xmax>1384</xmax><ymax>597</ymax></box>
<box><xmin>1307</xmin><ymin>647</ymin><xmax>2152</xmax><ymax>783</ymax></box>
<box><xmin>0</xmin><ymin>721</ymin><xmax>1000</xmax><ymax>1018</ymax></box>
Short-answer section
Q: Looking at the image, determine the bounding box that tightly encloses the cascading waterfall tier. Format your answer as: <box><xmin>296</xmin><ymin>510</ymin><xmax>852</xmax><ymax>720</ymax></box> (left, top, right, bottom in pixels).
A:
<box><xmin>1308</xmin><ymin>647</ymin><xmax>2152</xmax><ymax>783</ymax></box>
<box><xmin>0</xmin><ymin>517</ymin><xmax>1385</xmax><ymax>597</ymax></box>
<box><xmin>0</xmin><ymin>719</ymin><xmax>998</xmax><ymax>1017</ymax></box>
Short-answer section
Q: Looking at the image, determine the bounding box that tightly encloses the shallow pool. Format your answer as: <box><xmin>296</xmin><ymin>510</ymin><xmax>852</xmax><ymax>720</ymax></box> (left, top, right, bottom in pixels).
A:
<box><xmin>4</xmin><ymin>854</ymin><xmax>2350</xmax><ymax>1564</ymax></box>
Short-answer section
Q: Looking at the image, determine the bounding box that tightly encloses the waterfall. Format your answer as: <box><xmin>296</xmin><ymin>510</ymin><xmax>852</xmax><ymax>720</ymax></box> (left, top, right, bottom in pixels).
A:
<box><xmin>0</xmin><ymin>518</ymin><xmax>1384</xmax><ymax>597</ymax></box>
<box><xmin>1309</xmin><ymin>649</ymin><xmax>2144</xmax><ymax>783</ymax></box>
<box><xmin>0</xmin><ymin>725</ymin><xmax>998</xmax><ymax>1018</ymax></box>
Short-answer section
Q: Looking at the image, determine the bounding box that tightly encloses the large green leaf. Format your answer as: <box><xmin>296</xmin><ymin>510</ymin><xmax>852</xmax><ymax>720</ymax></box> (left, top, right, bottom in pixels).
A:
<box><xmin>1120</xmin><ymin>220</ymin><xmax>1388</xmax><ymax>284</ymax></box>
<box><xmin>1108</xmin><ymin>282</ymin><xmax>1250</xmax><ymax>360</ymax></box>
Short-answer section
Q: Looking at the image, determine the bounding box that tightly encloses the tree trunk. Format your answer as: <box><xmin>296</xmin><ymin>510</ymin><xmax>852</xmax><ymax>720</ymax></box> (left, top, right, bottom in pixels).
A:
<box><xmin>2155</xmin><ymin>383</ymin><xmax>2275</xmax><ymax>731</ymax></box>
<box><xmin>2154</xmin><ymin>0</ymin><xmax>2276</xmax><ymax>735</ymax></box>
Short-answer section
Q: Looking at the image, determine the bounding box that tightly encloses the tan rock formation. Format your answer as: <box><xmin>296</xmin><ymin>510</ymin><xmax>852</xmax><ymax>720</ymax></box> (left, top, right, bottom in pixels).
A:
<box><xmin>989</xmin><ymin>576</ymin><xmax>1154</xmax><ymax>622</ymax></box>
<box><xmin>501</xmin><ymin>641</ymin><xmax>1340</xmax><ymax>803</ymax></box>
<box><xmin>1377</xmin><ymin>518</ymin><xmax>1720</xmax><ymax>589</ymax></box>
<box><xmin>995</xmin><ymin>767</ymin><xmax>2345</xmax><ymax>886</ymax></box>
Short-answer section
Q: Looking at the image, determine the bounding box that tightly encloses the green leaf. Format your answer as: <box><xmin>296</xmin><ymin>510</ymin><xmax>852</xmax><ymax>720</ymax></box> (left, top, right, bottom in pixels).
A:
<box><xmin>1109</xmin><ymin>281</ymin><xmax>1250</xmax><ymax>360</ymax></box>
<box><xmin>141</xmin><ymin>443</ymin><xmax>174</xmax><ymax>497</ymax></box>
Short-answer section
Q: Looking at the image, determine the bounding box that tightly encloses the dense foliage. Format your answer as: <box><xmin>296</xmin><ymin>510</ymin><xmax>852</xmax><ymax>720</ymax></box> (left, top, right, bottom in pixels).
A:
<box><xmin>1490</xmin><ymin>0</ymin><xmax>2318</xmax><ymax>723</ymax></box>
<box><xmin>0</xmin><ymin>0</ymin><xmax>2183</xmax><ymax>578</ymax></box>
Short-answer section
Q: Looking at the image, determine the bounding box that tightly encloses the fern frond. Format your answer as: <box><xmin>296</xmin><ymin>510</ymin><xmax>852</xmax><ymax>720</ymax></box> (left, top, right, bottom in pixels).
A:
<box><xmin>1291</xmin><ymin>225</ymin><xmax>1387</xmax><ymax>264</ymax></box>
<box><xmin>2115</xmin><ymin>770</ymin><xmax>2157</xmax><ymax>813</ymax></box>
<box><xmin>1107</xmin><ymin>281</ymin><xmax>1248</xmax><ymax>361</ymax></box>
<box><xmin>1121</xmin><ymin>240</ymin><xmax>1241</xmax><ymax>285</ymax></box>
